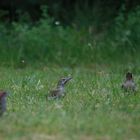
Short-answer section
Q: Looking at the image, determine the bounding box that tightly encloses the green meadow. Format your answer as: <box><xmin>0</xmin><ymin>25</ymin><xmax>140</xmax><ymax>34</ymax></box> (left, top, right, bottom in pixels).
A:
<box><xmin>0</xmin><ymin>67</ymin><xmax>140</xmax><ymax>140</ymax></box>
<box><xmin>0</xmin><ymin>4</ymin><xmax>140</xmax><ymax>140</ymax></box>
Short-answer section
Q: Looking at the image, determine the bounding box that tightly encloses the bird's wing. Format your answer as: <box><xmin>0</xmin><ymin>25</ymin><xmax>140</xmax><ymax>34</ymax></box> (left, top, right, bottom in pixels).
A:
<box><xmin>49</xmin><ymin>89</ymin><xmax>60</xmax><ymax>97</ymax></box>
<box><xmin>122</xmin><ymin>81</ymin><xmax>137</xmax><ymax>92</ymax></box>
<box><xmin>47</xmin><ymin>89</ymin><xmax>61</xmax><ymax>100</ymax></box>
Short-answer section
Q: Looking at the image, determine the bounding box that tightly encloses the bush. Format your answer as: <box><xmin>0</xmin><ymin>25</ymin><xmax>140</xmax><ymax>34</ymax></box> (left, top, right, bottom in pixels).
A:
<box><xmin>0</xmin><ymin>6</ymin><xmax>140</xmax><ymax>67</ymax></box>
<box><xmin>97</xmin><ymin>6</ymin><xmax>140</xmax><ymax>64</ymax></box>
<box><xmin>0</xmin><ymin>18</ymin><xmax>96</xmax><ymax>67</ymax></box>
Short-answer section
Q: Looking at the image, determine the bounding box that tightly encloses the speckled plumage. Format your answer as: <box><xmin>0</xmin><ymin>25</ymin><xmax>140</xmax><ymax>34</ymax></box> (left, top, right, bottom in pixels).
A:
<box><xmin>122</xmin><ymin>72</ymin><xmax>136</xmax><ymax>92</ymax></box>
<box><xmin>47</xmin><ymin>77</ymin><xmax>72</xmax><ymax>100</ymax></box>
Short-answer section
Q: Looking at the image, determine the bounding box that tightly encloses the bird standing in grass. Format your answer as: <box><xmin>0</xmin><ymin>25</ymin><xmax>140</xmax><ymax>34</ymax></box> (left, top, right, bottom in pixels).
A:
<box><xmin>0</xmin><ymin>91</ymin><xmax>7</xmax><ymax>116</ymax></box>
<box><xmin>122</xmin><ymin>72</ymin><xmax>136</xmax><ymax>92</ymax></box>
<box><xmin>47</xmin><ymin>77</ymin><xmax>72</xmax><ymax>100</ymax></box>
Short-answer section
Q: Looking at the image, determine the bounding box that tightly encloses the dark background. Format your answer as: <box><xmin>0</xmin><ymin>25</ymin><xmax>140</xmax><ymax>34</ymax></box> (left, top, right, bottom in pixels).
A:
<box><xmin>0</xmin><ymin>0</ymin><xmax>139</xmax><ymax>24</ymax></box>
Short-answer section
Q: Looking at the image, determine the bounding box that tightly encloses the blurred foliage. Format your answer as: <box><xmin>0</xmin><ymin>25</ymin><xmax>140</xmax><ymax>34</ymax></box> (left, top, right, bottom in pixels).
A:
<box><xmin>0</xmin><ymin>0</ymin><xmax>140</xmax><ymax>27</ymax></box>
<box><xmin>0</xmin><ymin>1</ymin><xmax>139</xmax><ymax>67</ymax></box>
<box><xmin>0</xmin><ymin>6</ymin><xmax>139</xmax><ymax>67</ymax></box>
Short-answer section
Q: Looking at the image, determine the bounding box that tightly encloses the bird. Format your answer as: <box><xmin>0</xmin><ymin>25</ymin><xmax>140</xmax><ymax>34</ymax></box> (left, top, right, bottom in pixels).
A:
<box><xmin>47</xmin><ymin>77</ymin><xmax>72</xmax><ymax>100</ymax></box>
<box><xmin>122</xmin><ymin>72</ymin><xmax>136</xmax><ymax>92</ymax></box>
<box><xmin>0</xmin><ymin>91</ymin><xmax>7</xmax><ymax>116</ymax></box>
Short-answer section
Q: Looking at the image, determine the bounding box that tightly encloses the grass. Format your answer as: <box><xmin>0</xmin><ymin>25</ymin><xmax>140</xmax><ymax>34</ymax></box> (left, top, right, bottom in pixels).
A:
<box><xmin>0</xmin><ymin>5</ymin><xmax>139</xmax><ymax>140</ymax></box>
<box><xmin>0</xmin><ymin>66</ymin><xmax>140</xmax><ymax>140</ymax></box>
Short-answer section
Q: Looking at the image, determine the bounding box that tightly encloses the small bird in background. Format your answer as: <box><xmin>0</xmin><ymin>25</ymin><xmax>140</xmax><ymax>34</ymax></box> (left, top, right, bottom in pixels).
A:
<box><xmin>0</xmin><ymin>91</ymin><xmax>7</xmax><ymax>116</ymax></box>
<box><xmin>122</xmin><ymin>72</ymin><xmax>136</xmax><ymax>92</ymax></box>
<box><xmin>47</xmin><ymin>77</ymin><xmax>72</xmax><ymax>100</ymax></box>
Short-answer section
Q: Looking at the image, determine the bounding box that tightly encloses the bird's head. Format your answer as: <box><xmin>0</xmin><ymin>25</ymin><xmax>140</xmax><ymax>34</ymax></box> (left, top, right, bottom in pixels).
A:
<box><xmin>57</xmin><ymin>77</ymin><xmax>72</xmax><ymax>87</ymax></box>
<box><xmin>126</xmin><ymin>72</ymin><xmax>133</xmax><ymax>80</ymax></box>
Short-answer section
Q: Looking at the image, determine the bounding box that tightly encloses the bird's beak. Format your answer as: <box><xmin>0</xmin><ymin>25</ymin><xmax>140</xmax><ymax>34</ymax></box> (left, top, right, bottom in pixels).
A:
<box><xmin>64</xmin><ymin>77</ymin><xmax>72</xmax><ymax>85</ymax></box>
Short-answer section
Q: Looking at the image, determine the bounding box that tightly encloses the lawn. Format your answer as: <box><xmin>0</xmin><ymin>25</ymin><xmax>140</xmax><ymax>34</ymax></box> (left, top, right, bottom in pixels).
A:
<box><xmin>0</xmin><ymin>66</ymin><xmax>140</xmax><ymax>140</ymax></box>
